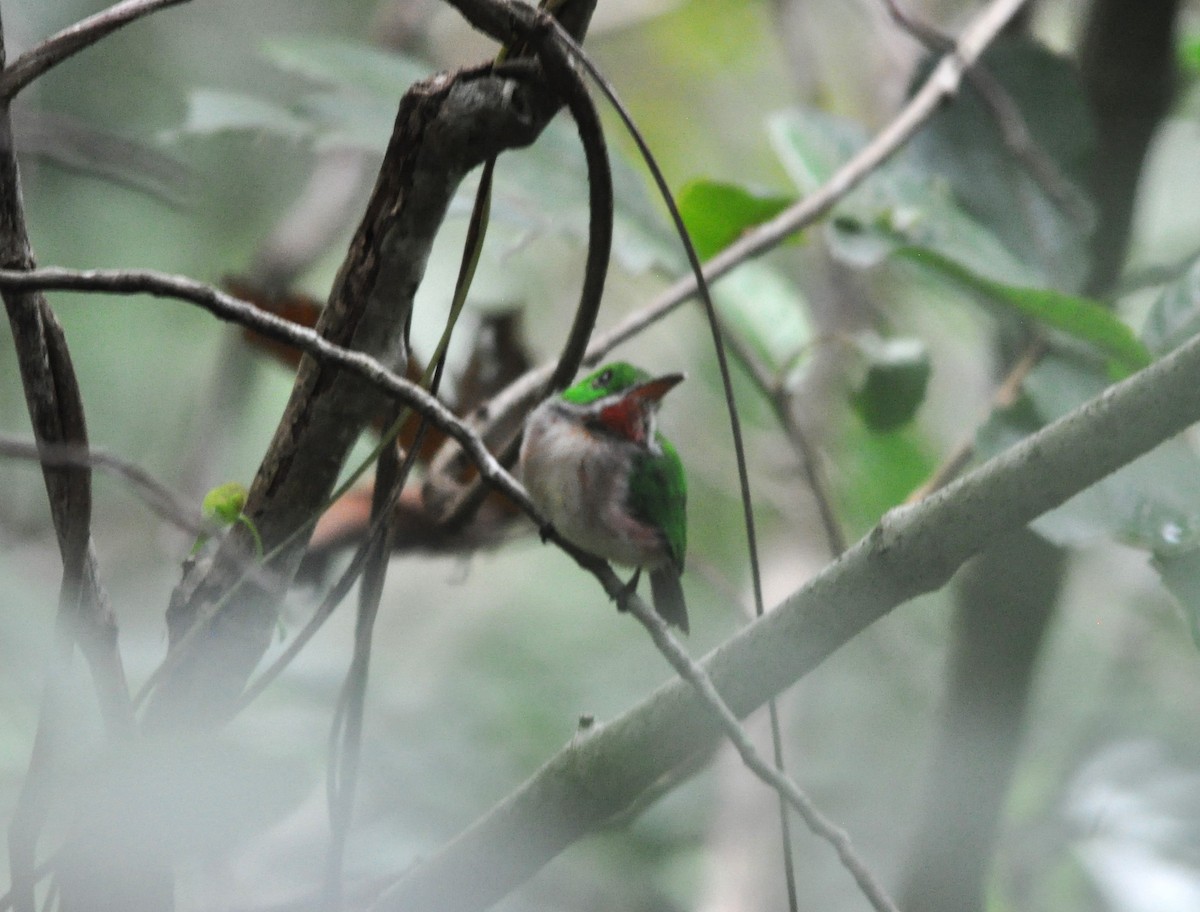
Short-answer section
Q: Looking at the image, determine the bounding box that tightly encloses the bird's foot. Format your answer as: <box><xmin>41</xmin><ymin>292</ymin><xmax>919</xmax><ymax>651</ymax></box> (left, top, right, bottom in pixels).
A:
<box><xmin>538</xmin><ymin>521</ymin><xmax>555</xmax><ymax>544</ymax></box>
<box><xmin>614</xmin><ymin>567</ymin><xmax>642</xmax><ymax>613</ymax></box>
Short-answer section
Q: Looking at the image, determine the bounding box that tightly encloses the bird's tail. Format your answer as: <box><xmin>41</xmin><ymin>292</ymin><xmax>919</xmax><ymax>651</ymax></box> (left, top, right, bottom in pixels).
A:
<box><xmin>650</xmin><ymin>567</ymin><xmax>689</xmax><ymax>634</ymax></box>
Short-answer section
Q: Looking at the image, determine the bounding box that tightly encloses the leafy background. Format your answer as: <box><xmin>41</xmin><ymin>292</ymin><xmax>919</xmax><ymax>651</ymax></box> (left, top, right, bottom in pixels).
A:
<box><xmin>4</xmin><ymin>1</ymin><xmax>1200</xmax><ymax>910</ymax></box>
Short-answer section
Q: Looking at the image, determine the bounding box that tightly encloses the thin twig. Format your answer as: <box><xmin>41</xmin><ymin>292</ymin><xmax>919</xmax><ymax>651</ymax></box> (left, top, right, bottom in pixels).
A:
<box><xmin>722</xmin><ymin>332</ymin><xmax>847</xmax><ymax>557</ymax></box>
<box><xmin>0</xmin><ymin>0</ymin><xmax>193</xmax><ymax>100</ymax></box>
<box><xmin>527</xmin><ymin>36</ymin><xmax>612</xmax><ymax>397</ymax></box>
<box><xmin>427</xmin><ymin>0</ymin><xmax>1034</xmax><ymax>489</ymax></box>
<box><xmin>323</xmin><ymin>408</ymin><xmax>410</xmax><ymax>909</ymax></box>
<box><xmin>323</xmin><ymin>243</ymin><xmax>460</xmax><ymax>901</ymax></box>
<box><xmin>0</xmin><ymin>436</ymin><xmax>207</xmax><ymax>536</ymax></box>
<box><xmin>436</xmin><ymin>40</ymin><xmax>615</xmax><ymax>530</ymax></box>
<box><xmin>880</xmin><ymin>0</ymin><xmax>955</xmax><ymax>49</ymax></box>
<box><xmin>617</xmin><ymin>590</ymin><xmax>900</xmax><ymax>912</ymax></box>
<box><xmin>719</xmin><ymin>334</ymin><xmax>844</xmax><ymax>906</ymax></box>
<box><xmin>541</xmin><ymin>20</ymin><xmax>812</xmax><ymax>903</ymax></box>
<box><xmin>0</xmin><ymin>268</ymin><xmax>473</xmax><ymax>436</ymax></box>
<box><xmin>0</xmin><ymin>262</ymin><xmax>891</xmax><ymax>909</ymax></box>
<box><xmin>376</xmin><ymin>281</ymin><xmax>1200</xmax><ymax>912</ymax></box>
<box><xmin>880</xmin><ymin>0</ymin><xmax>1092</xmax><ymax>227</ymax></box>
<box><xmin>0</xmin><ymin>266</ymin><xmax>541</xmax><ymax>524</ymax></box>
<box><xmin>605</xmin><ymin>0</ymin><xmax>1032</xmax><ymax>334</ymax></box>
<box><xmin>507</xmin><ymin>518</ymin><xmax>899</xmax><ymax>912</ymax></box>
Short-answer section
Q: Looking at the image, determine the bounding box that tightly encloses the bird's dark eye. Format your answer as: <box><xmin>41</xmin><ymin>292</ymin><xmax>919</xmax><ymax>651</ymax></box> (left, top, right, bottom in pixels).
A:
<box><xmin>596</xmin><ymin>368</ymin><xmax>613</xmax><ymax>387</ymax></box>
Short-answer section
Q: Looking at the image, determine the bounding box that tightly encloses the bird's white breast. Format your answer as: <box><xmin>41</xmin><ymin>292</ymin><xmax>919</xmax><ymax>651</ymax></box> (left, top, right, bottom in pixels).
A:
<box><xmin>519</xmin><ymin>400</ymin><xmax>666</xmax><ymax>568</ymax></box>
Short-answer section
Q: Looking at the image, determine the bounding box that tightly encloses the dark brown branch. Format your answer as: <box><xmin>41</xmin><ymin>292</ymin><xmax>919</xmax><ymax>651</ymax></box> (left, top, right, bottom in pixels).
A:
<box><xmin>430</xmin><ymin>34</ymin><xmax>613</xmax><ymax>531</ymax></box>
<box><xmin>0</xmin><ymin>15</ymin><xmax>136</xmax><ymax>910</ymax></box>
<box><xmin>139</xmin><ymin>19</ymin><xmax>595</xmax><ymax>728</ymax></box>
<box><xmin>0</xmin><ymin>29</ymin><xmax>133</xmax><ymax>745</ymax></box>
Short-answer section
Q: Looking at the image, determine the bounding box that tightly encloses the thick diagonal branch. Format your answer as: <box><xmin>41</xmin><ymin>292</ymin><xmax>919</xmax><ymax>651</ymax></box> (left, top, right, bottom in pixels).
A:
<box><xmin>372</xmin><ymin>315</ymin><xmax>1200</xmax><ymax>912</ymax></box>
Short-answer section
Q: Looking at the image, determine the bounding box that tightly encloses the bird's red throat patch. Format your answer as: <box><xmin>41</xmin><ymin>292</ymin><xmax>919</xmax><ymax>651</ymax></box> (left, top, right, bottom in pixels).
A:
<box><xmin>597</xmin><ymin>398</ymin><xmax>649</xmax><ymax>445</ymax></box>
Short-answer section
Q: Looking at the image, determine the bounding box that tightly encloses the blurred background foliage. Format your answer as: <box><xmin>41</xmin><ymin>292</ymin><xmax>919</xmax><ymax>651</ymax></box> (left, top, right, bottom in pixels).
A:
<box><xmin>5</xmin><ymin>1</ymin><xmax>1200</xmax><ymax>910</ymax></box>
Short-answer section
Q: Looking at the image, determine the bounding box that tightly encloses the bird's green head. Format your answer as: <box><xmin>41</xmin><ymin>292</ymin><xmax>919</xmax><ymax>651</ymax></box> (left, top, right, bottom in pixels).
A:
<box><xmin>561</xmin><ymin>362</ymin><xmax>650</xmax><ymax>405</ymax></box>
<box><xmin>560</xmin><ymin>362</ymin><xmax>684</xmax><ymax>445</ymax></box>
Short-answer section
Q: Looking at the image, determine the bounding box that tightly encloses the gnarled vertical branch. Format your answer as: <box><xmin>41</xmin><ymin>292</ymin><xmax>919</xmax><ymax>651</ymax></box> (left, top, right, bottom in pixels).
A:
<box><xmin>0</xmin><ymin>11</ymin><xmax>136</xmax><ymax>912</ymax></box>
<box><xmin>145</xmin><ymin>0</ymin><xmax>598</xmax><ymax>731</ymax></box>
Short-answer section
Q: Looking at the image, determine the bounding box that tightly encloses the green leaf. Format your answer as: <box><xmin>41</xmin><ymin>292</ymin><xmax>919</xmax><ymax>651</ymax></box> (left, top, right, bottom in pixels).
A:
<box><xmin>1141</xmin><ymin>256</ymin><xmax>1200</xmax><ymax>355</ymax></box>
<box><xmin>977</xmin><ymin>354</ymin><xmax>1200</xmax><ymax>549</ymax></box>
<box><xmin>850</xmin><ymin>336</ymin><xmax>931</xmax><ymax>432</ymax></box>
<box><xmin>255</xmin><ymin>37</ymin><xmax>429</xmax><ymax>153</ymax></box>
<box><xmin>162</xmin><ymin>88</ymin><xmax>312</xmax><ymax>142</ymax></box>
<box><xmin>1178</xmin><ymin>33</ymin><xmax>1200</xmax><ymax>77</ymax></box>
<box><xmin>297</xmin><ymin>90</ymin><xmax>398</xmax><ymax>151</ymax></box>
<box><xmin>485</xmin><ymin>117</ymin><xmax>681</xmax><ymax>276</ymax></box>
<box><xmin>1153</xmin><ymin>546</ymin><xmax>1200</xmax><ymax>648</ymax></box>
<box><xmin>769</xmin><ymin>40</ymin><xmax>1097</xmax><ymax>292</ymax></box>
<box><xmin>907</xmin><ymin>36</ymin><xmax>1096</xmax><ymax>291</ymax></box>
<box><xmin>767</xmin><ymin>107</ymin><xmax>1039</xmax><ymax>283</ymax></box>
<box><xmin>677</xmin><ymin>179</ymin><xmax>795</xmax><ymax>260</ymax></box>
<box><xmin>713</xmin><ymin>262</ymin><xmax>811</xmax><ymax>374</ymax></box>
<box><xmin>768</xmin><ymin>107</ymin><xmax>867</xmax><ymax>194</ymax></box>
<box><xmin>261</xmin><ymin>35</ymin><xmax>429</xmax><ymax>100</ymax></box>
<box><xmin>898</xmin><ymin>247</ymin><xmax>1151</xmax><ymax>374</ymax></box>
<box><xmin>834</xmin><ymin>420</ymin><xmax>936</xmax><ymax>535</ymax></box>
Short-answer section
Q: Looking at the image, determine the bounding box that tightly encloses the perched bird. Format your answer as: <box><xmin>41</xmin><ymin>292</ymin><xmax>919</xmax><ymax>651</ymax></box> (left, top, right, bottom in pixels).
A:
<box><xmin>519</xmin><ymin>362</ymin><xmax>689</xmax><ymax>632</ymax></box>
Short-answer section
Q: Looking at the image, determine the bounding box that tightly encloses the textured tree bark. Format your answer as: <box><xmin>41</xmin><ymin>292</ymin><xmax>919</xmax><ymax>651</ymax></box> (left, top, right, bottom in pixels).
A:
<box><xmin>18</xmin><ymin>4</ymin><xmax>595</xmax><ymax>909</ymax></box>
<box><xmin>146</xmin><ymin>1</ymin><xmax>596</xmax><ymax>732</ymax></box>
<box><xmin>0</xmin><ymin>11</ymin><xmax>147</xmax><ymax>912</ymax></box>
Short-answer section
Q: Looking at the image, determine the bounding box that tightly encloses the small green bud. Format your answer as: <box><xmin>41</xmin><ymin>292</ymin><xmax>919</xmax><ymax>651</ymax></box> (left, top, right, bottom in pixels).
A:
<box><xmin>202</xmin><ymin>481</ymin><xmax>249</xmax><ymax>526</ymax></box>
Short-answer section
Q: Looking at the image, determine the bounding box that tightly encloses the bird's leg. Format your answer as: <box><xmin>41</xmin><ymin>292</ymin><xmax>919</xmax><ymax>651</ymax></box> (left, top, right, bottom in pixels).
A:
<box><xmin>615</xmin><ymin>566</ymin><xmax>642</xmax><ymax>612</ymax></box>
<box><xmin>538</xmin><ymin>521</ymin><xmax>555</xmax><ymax>543</ymax></box>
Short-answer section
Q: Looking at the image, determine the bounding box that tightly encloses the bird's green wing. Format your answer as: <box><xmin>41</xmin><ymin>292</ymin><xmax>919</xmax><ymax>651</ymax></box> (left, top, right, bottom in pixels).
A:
<box><xmin>630</xmin><ymin>434</ymin><xmax>687</xmax><ymax>569</ymax></box>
